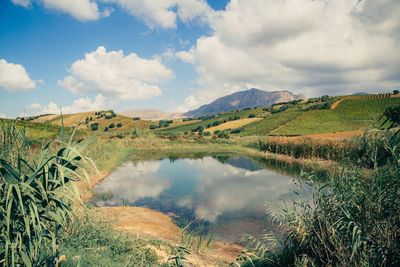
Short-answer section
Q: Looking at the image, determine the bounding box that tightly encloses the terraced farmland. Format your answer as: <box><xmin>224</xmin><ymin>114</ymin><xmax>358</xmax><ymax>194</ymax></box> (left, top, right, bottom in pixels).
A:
<box><xmin>205</xmin><ymin>118</ymin><xmax>262</xmax><ymax>132</ymax></box>
<box><xmin>273</xmin><ymin>98</ymin><xmax>400</xmax><ymax>135</ymax></box>
<box><xmin>155</xmin><ymin>108</ymin><xmax>266</xmax><ymax>134</ymax></box>
<box><xmin>240</xmin><ymin>109</ymin><xmax>304</xmax><ymax>136</ymax></box>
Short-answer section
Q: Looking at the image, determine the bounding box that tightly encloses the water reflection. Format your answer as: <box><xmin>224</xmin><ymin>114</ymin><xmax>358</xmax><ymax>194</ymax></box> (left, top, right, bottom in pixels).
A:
<box><xmin>94</xmin><ymin>156</ymin><xmax>311</xmax><ymax>242</ymax></box>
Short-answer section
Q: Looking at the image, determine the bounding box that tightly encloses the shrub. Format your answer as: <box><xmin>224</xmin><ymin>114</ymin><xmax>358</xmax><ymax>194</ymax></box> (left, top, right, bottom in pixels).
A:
<box><xmin>105</xmin><ymin>115</ymin><xmax>112</xmax><ymax>120</ymax></box>
<box><xmin>149</xmin><ymin>124</ymin><xmax>159</xmax><ymax>130</ymax></box>
<box><xmin>117</xmin><ymin>122</ymin><xmax>122</xmax><ymax>128</ymax></box>
<box><xmin>248</xmin><ymin>114</ymin><xmax>256</xmax><ymax>118</ymax></box>
<box><xmin>104</xmin><ymin>127</ymin><xmax>109</xmax><ymax>132</ymax></box>
<box><xmin>90</xmin><ymin>122</ymin><xmax>99</xmax><ymax>131</ymax></box>
<box><xmin>231</xmin><ymin>127</ymin><xmax>244</xmax><ymax>134</ymax></box>
<box><xmin>217</xmin><ymin>130</ymin><xmax>230</xmax><ymax>139</ymax></box>
<box><xmin>132</xmin><ymin>117</ymin><xmax>140</xmax><ymax>121</ymax></box>
<box><xmin>109</xmin><ymin>123</ymin><xmax>115</xmax><ymax>129</ymax></box>
<box><xmin>393</xmin><ymin>89</ymin><xmax>399</xmax><ymax>95</ymax></box>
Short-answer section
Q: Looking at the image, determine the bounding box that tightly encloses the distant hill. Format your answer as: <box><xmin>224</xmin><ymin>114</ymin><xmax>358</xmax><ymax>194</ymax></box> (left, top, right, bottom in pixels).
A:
<box><xmin>121</xmin><ymin>108</ymin><xmax>183</xmax><ymax>121</ymax></box>
<box><xmin>184</xmin><ymin>88</ymin><xmax>306</xmax><ymax>117</ymax></box>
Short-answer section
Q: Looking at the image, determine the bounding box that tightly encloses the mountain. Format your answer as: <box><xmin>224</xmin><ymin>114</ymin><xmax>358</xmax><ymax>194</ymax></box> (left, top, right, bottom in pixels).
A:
<box><xmin>184</xmin><ymin>88</ymin><xmax>307</xmax><ymax>117</ymax></box>
<box><xmin>121</xmin><ymin>108</ymin><xmax>183</xmax><ymax>121</ymax></box>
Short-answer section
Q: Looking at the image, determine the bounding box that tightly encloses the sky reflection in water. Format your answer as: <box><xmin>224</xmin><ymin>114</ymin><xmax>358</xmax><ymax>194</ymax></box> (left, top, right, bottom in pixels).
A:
<box><xmin>94</xmin><ymin>156</ymin><xmax>311</xmax><ymax>242</ymax></box>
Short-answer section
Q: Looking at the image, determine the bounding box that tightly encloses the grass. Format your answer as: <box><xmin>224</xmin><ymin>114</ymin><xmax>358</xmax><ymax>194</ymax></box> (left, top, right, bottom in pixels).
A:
<box><xmin>155</xmin><ymin>108</ymin><xmax>266</xmax><ymax>134</ymax></box>
<box><xmin>0</xmin><ymin>118</ymin><xmax>76</xmax><ymax>141</ymax></box>
<box><xmin>274</xmin><ymin>98</ymin><xmax>400</xmax><ymax>135</ymax></box>
<box><xmin>238</xmin><ymin>129</ymin><xmax>400</xmax><ymax>267</ymax></box>
<box><xmin>47</xmin><ymin>112</ymin><xmax>152</xmax><ymax>133</ymax></box>
<box><xmin>0</xmin><ymin>121</ymin><xmax>93</xmax><ymax>266</ymax></box>
<box><xmin>57</xmin><ymin>209</ymin><xmax>157</xmax><ymax>267</ymax></box>
<box><xmin>206</xmin><ymin>118</ymin><xmax>262</xmax><ymax>132</ymax></box>
<box><xmin>241</xmin><ymin>109</ymin><xmax>304</xmax><ymax>136</ymax></box>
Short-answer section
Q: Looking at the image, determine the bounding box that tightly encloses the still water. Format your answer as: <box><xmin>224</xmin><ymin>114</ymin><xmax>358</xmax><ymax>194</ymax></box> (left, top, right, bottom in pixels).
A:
<box><xmin>94</xmin><ymin>155</ymin><xmax>310</xmax><ymax>242</ymax></box>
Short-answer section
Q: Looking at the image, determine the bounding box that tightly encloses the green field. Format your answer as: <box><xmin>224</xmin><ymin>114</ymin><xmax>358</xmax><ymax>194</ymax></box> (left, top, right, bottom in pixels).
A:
<box><xmin>155</xmin><ymin>107</ymin><xmax>266</xmax><ymax>134</ymax></box>
<box><xmin>240</xmin><ymin>109</ymin><xmax>304</xmax><ymax>136</ymax></box>
<box><xmin>0</xmin><ymin>118</ymin><xmax>77</xmax><ymax>141</ymax></box>
<box><xmin>274</xmin><ymin>98</ymin><xmax>400</xmax><ymax>135</ymax></box>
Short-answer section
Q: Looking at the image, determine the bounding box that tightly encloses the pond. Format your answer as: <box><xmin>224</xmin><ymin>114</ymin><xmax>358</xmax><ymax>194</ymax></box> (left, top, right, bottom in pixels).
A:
<box><xmin>93</xmin><ymin>155</ymin><xmax>311</xmax><ymax>243</ymax></box>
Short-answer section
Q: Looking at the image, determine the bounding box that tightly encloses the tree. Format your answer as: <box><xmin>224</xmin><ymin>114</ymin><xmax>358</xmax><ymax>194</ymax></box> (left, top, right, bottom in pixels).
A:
<box><xmin>393</xmin><ymin>90</ymin><xmax>399</xmax><ymax>95</ymax></box>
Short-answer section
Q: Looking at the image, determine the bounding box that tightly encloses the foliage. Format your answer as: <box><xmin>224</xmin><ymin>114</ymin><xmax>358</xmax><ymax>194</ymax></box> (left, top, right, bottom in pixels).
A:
<box><xmin>274</xmin><ymin>98</ymin><xmax>400</xmax><ymax>135</ymax></box>
<box><xmin>242</xmin><ymin>131</ymin><xmax>400</xmax><ymax>267</ymax></box>
<box><xmin>90</xmin><ymin>123</ymin><xmax>99</xmax><ymax>131</ymax></box>
<box><xmin>255</xmin><ymin>131</ymin><xmax>396</xmax><ymax>168</ymax></box>
<box><xmin>0</xmin><ymin>125</ymin><xmax>93</xmax><ymax>266</ymax></box>
<box><xmin>57</xmin><ymin>211</ymin><xmax>157</xmax><ymax>267</ymax></box>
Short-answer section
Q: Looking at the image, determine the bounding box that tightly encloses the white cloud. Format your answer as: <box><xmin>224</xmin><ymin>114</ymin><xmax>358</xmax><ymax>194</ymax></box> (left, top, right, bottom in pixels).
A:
<box><xmin>59</xmin><ymin>46</ymin><xmax>173</xmax><ymax>100</ymax></box>
<box><xmin>41</xmin><ymin>0</ymin><xmax>105</xmax><ymax>21</ymax></box>
<box><xmin>12</xmin><ymin>0</ymin><xmax>111</xmax><ymax>21</ymax></box>
<box><xmin>104</xmin><ymin>0</ymin><xmax>214</xmax><ymax>29</ymax></box>
<box><xmin>11</xmin><ymin>0</ymin><xmax>31</xmax><ymax>8</ymax></box>
<box><xmin>0</xmin><ymin>59</ymin><xmax>37</xmax><ymax>92</ymax></box>
<box><xmin>12</xmin><ymin>0</ymin><xmax>212</xmax><ymax>26</ymax></box>
<box><xmin>0</xmin><ymin>113</ymin><xmax>7</xmax><ymax>119</ymax></box>
<box><xmin>177</xmin><ymin>0</ymin><xmax>400</xmax><ymax>111</ymax></box>
<box><xmin>27</xmin><ymin>94</ymin><xmax>109</xmax><ymax>115</ymax></box>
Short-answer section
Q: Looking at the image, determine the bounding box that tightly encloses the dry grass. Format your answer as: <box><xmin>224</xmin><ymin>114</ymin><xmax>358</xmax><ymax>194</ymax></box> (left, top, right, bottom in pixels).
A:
<box><xmin>44</xmin><ymin>112</ymin><xmax>152</xmax><ymax>132</ymax></box>
<box><xmin>171</xmin><ymin>119</ymin><xmax>202</xmax><ymax>127</ymax></box>
<box><xmin>206</xmin><ymin>118</ymin><xmax>262</xmax><ymax>132</ymax></box>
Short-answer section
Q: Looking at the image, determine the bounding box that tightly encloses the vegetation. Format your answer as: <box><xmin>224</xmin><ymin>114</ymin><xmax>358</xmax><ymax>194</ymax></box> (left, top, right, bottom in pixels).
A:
<box><xmin>0</xmin><ymin>121</ymin><xmax>92</xmax><ymax>266</ymax></box>
<box><xmin>274</xmin><ymin>98</ymin><xmax>400</xmax><ymax>135</ymax></box>
<box><xmin>241</xmin><ymin>134</ymin><xmax>400</xmax><ymax>266</ymax></box>
<box><xmin>58</xmin><ymin>210</ymin><xmax>157</xmax><ymax>267</ymax></box>
<box><xmin>238</xmin><ymin>108</ymin><xmax>400</xmax><ymax>266</ymax></box>
<box><xmin>241</xmin><ymin>110</ymin><xmax>304</xmax><ymax>136</ymax></box>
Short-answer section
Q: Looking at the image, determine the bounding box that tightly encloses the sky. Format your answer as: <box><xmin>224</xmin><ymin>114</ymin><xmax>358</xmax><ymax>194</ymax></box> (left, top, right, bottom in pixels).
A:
<box><xmin>0</xmin><ymin>0</ymin><xmax>399</xmax><ymax>118</ymax></box>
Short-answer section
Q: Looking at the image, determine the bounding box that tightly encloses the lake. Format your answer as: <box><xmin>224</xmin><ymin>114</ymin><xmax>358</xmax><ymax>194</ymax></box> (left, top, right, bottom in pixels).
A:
<box><xmin>93</xmin><ymin>155</ymin><xmax>311</xmax><ymax>243</ymax></box>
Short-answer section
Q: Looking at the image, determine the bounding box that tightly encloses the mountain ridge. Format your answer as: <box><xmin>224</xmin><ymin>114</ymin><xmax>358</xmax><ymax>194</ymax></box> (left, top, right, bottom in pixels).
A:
<box><xmin>184</xmin><ymin>88</ymin><xmax>306</xmax><ymax>117</ymax></box>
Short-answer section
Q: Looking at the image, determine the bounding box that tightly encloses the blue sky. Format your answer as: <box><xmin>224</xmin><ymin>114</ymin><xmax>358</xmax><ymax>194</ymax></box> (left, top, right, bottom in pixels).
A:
<box><xmin>0</xmin><ymin>0</ymin><xmax>399</xmax><ymax>117</ymax></box>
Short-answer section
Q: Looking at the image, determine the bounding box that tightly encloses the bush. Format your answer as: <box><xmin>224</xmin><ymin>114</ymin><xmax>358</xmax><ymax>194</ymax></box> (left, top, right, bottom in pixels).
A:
<box><xmin>248</xmin><ymin>114</ymin><xmax>256</xmax><ymax>118</ymax></box>
<box><xmin>393</xmin><ymin>89</ymin><xmax>399</xmax><ymax>95</ymax></box>
<box><xmin>90</xmin><ymin>122</ymin><xmax>99</xmax><ymax>131</ymax></box>
<box><xmin>105</xmin><ymin>115</ymin><xmax>112</xmax><ymax>120</ymax></box>
<box><xmin>217</xmin><ymin>130</ymin><xmax>230</xmax><ymax>139</ymax></box>
<box><xmin>109</xmin><ymin>123</ymin><xmax>115</xmax><ymax>129</ymax></box>
<box><xmin>149</xmin><ymin>124</ymin><xmax>159</xmax><ymax>130</ymax></box>
<box><xmin>117</xmin><ymin>122</ymin><xmax>122</xmax><ymax>128</ymax></box>
<box><xmin>104</xmin><ymin>127</ymin><xmax>109</xmax><ymax>132</ymax></box>
<box><xmin>231</xmin><ymin>127</ymin><xmax>244</xmax><ymax>134</ymax></box>
<box><xmin>132</xmin><ymin>117</ymin><xmax>140</xmax><ymax>121</ymax></box>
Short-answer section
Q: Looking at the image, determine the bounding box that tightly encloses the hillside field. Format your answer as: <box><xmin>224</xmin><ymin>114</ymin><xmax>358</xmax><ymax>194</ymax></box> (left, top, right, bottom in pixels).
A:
<box><xmin>205</xmin><ymin>118</ymin><xmax>262</xmax><ymax>132</ymax></box>
<box><xmin>155</xmin><ymin>108</ymin><xmax>266</xmax><ymax>134</ymax></box>
<box><xmin>274</xmin><ymin>98</ymin><xmax>400</xmax><ymax>135</ymax></box>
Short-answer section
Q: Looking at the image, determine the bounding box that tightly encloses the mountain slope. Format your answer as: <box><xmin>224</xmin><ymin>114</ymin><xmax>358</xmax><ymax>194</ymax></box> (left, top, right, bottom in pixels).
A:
<box><xmin>121</xmin><ymin>109</ymin><xmax>183</xmax><ymax>120</ymax></box>
<box><xmin>184</xmin><ymin>88</ymin><xmax>306</xmax><ymax>117</ymax></box>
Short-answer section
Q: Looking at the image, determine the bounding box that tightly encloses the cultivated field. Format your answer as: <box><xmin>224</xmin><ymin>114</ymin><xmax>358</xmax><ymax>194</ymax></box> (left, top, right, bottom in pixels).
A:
<box><xmin>205</xmin><ymin>117</ymin><xmax>262</xmax><ymax>132</ymax></box>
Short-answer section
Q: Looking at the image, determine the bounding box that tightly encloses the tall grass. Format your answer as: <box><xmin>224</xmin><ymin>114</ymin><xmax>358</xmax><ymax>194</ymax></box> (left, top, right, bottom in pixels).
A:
<box><xmin>255</xmin><ymin>130</ymin><xmax>396</xmax><ymax>168</ymax></box>
<box><xmin>0</xmin><ymin>121</ymin><xmax>93</xmax><ymax>266</ymax></box>
<box><xmin>240</xmin><ymin>130</ymin><xmax>400</xmax><ymax>266</ymax></box>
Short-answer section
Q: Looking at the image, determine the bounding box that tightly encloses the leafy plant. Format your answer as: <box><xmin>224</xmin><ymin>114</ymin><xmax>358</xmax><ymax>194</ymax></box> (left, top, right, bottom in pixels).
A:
<box><xmin>0</xmin><ymin>127</ymin><xmax>94</xmax><ymax>266</ymax></box>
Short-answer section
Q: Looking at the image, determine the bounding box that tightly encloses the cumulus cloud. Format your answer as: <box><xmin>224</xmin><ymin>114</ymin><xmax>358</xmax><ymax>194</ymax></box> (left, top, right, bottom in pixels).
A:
<box><xmin>0</xmin><ymin>59</ymin><xmax>37</xmax><ymax>92</ymax></box>
<box><xmin>12</xmin><ymin>0</ymin><xmax>212</xmax><ymax>26</ymax></box>
<box><xmin>41</xmin><ymin>0</ymin><xmax>107</xmax><ymax>21</ymax></box>
<box><xmin>176</xmin><ymin>0</ymin><xmax>400</xmax><ymax>111</ymax></box>
<box><xmin>11</xmin><ymin>0</ymin><xmax>31</xmax><ymax>8</ymax></box>
<box><xmin>27</xmin><ymin>94</ymin><xmax>109</xmax><ymax>115</ymax></box>
<box><xmin>59</xmin><ymin>46</ymin><xmax>173</xmax><ymax>100</ymax></box>
<box><xmin>12</xmin><ymin>0</ymin><xmax>110</xmax><ymax>21</ymax></box>
<box><xmin>104</xmin><ymin>0</ymin><xmax>214</xmax><ymax>29</ymax></box>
